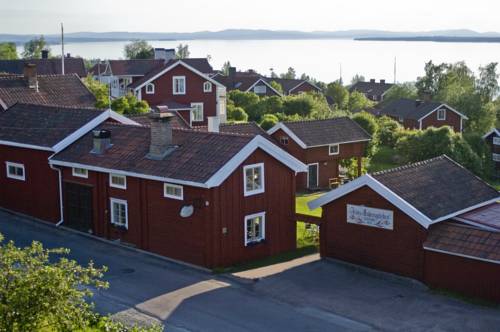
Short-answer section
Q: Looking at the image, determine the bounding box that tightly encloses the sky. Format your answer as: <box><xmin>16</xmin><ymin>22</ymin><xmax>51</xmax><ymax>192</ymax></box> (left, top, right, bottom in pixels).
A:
<box><xmin>0</xmin><ymin>0</ymin><xmax>499</xmax><ymax>34</ymax></box>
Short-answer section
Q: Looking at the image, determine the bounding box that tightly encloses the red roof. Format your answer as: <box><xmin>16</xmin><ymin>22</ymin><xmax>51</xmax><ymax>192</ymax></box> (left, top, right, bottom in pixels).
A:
<box><xmin>456</xmin><ymin>203</ymin><xmax>500</xmax><ymax>231</ymax></box>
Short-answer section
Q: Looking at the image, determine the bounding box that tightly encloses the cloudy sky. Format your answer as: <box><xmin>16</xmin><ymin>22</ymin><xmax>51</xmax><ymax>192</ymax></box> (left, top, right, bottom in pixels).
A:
<box><xmin>0</xmin><ymin>0</ymin><xmax>498</xmax><ymax>34</ymax></box>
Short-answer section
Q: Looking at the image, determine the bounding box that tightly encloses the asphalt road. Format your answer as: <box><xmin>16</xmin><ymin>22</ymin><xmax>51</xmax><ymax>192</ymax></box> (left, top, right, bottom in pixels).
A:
<box><xmin>0</xmin><ymin>211</ymin><xmax>372</xmax><ymax>332</ymax></box>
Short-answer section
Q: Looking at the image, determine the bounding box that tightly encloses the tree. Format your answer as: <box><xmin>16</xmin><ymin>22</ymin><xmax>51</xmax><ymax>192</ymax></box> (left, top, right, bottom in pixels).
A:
<box><xmin>352</xmin><ymin>111</ymin><xmax>379</xmax><ymax>156</ymax></box>
<box><xmin>176</xmin><ymin>44</ymin><xmax>190</xmax><ymax>59</ymax></box>
<box><xmin>260</xmin><ymin>114</ymin><xmax>279</xmax><ymax>130</ymax></box>
<box><xmin>0</xmin><ymin>42</ymin><xmax>17</xmax><ymax>60</ymax></box>
<box><xmin>415</xmin><ymin>61</ymin><xmax>449</xmax><ymax>99</ymax></box>
<box><xmin>227</xmin><ymin>105</ymin><xmax>248</xmax><ymax>122</ymax></box>
<box><xmin>350</xmin><ymin>74</ymin><xmax>365</xmax><ymax>85</ymax></box>
<box><xmin>269</xmin><ymin>81</ymin><xmax>284</xmax><ymax>94</ymax></box>
<box><xmin>229</xmin><ymin>90</ymin><xmax>260</xmax><ymax>110</ymax></box>
<box><xmin>124</xmin><ymin>40</ymin><xmax>154</xmax><ymax>59</ymax></box>
<box><xmin>221</xmin><ymin>61</ymin><xmax>231</xmax><ymax>75</ymax></box>
<box><xmin>280</xmin><ymin>67</ymin><xmax>296</xmax><ymax>79</ymax></box>
<box><xmin>111</xmin><ymin>94</ymin><xmax>149</xmax><ymax>115</ymax></box>
<box><xmin>22</xmin><ymin>36</ymin><xmax>49</xmax><ymax>59</ymax></box>
<box><xmin>377</xmin><ymin>116</ymin><xmax>403</xmax><ymax>148</ymax></box>
<box><xmin>348</xmin><ymin>91</ymin><xmax>375</xmax><ymax>112</ymax></box>
<box><xmin>477</xmin><ymin>62</ymin><xmax>499</xmax><ymax>102</ymax></box>
<box><xmin>325</xmin><ymin>82</ymin><xmax>349</xmax><ymax>109</ymax></box>
<box><xmin>83</xmin><ymin>75</ymin><xmax>109</xmax><ymax>108</ymax></box>
<box><xmin>381</xmin><ymin>82</ymin><xmax>418</xmax><ymax>105</ymax></box>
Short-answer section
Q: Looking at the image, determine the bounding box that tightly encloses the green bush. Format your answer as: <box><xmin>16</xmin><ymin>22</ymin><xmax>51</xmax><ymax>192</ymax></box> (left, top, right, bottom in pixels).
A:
<box><xmin>228</xmin><ymin>105</ymin><xmax>248</xmax><ymax>122</ymax></box>
<box><xmin>377</xmin><ymin>116</ymin><xmax>403</xmax><ymax>148</ymax></box>
<box><xmin>259</xmin><ymin>114</ymin><xmax>279</xmax><ymax>131</ymax></box>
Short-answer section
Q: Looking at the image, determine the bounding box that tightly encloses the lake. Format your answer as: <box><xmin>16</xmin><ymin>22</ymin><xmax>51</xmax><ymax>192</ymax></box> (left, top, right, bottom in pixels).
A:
<box><xmin>50</xmin><ymin>39</ymin><xmax>500</xmax><ymax>83</ymax></box>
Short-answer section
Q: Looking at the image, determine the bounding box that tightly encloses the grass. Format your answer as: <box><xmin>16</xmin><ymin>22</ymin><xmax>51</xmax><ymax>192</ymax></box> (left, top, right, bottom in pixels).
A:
<box><xmin>296</xmin><ymin>192</ymin><xmax>323</xmax><ymax>217</ymax></box>
<box><xmin>368</xmin><ymin>145</ymin><xmax>404</xmax><ymax>173</ymax></box>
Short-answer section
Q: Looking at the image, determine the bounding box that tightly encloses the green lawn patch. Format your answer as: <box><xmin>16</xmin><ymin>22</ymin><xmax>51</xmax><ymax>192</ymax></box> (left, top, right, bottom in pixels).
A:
<box><xmin>368</xmin><ymin>145</ymin><xmax>403</xmax><ymax>173</ymax></box>
<box><xmin>296</xmin><ymin>192</ymin><xmax>323</xmax><ymax>217</ymax></box>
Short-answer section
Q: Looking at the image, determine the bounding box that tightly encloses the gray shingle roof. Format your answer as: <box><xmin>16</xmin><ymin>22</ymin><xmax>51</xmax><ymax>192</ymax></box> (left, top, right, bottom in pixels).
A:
<box><xmin>349</xmin><ymin>80</ymin><xmax>394</xmax><ymax>97</ymax></box>
<box><xmin>51</xmin><ymin>123</ymin><xmax>254</xmax><ymax>183</ymax></box>
<box><xmin>372</xmin><ymin>155</ymin><xmax>500</xmax><ymax>220</ymax></box>
<box><xmin>379</xmin><ymin>98</ymin><xmax>444</xmax><ymax>120</ymax></box>
<box><xmin>0</xmin><ymin>58</ymin><xmax>87</xmax><ymax>77</ymax></box>
<box><xmin>107</xmin><ymin>59</ymin><xmax>164</xmax><ymax>76</ymax></box>
<box><xmin>0</xmin><ymin>103</ymin><xmax>104</xmax><ymax>148</ymax></box>
<box><xmin>220</xmin><ymin>122</ymin><xmax>268</xmax><ymax>136</ymax></box>
<box><xmin>0</xmin><ymin>74</ymin><xmax>96</xmax><ymax>109</ymax></box>
<box><xmin>282</xmin><ymin>117</ymin><xmax>372</xmax><ymax>147</ymax></box>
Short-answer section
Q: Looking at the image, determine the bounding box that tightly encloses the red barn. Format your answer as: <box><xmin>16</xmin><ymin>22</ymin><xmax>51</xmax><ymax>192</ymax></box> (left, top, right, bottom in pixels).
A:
<box><xmin>49</xmin><ymin>112</ymin><xmax>306</xmax><ymax>268</ymax></box>
<box><xmin>309</xmin><ymin>156</ymin><xmax>500</xmax><ymax>302</ymax></box>
<box><xmin>0</xmin><ymin>103</ymin><xmax>136</xmax><ymax>223</ymax></box>
<box><xmin>267</xmin><ymin>118</ymin><xmax>371</xmax><ymax>191</ymax></box>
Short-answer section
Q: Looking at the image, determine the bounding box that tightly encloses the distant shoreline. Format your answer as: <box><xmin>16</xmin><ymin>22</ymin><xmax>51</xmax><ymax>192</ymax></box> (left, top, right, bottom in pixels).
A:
<box><xmin>355</xmin><ymin>36</ymin><xmax>500</xmax><ymax>43</ymax></box>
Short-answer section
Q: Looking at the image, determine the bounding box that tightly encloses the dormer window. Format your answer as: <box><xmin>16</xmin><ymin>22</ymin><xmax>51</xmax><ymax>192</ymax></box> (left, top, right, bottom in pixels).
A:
<box><xmin>173</xmin><ymin>76</ymin><xmax>186</xmax><ymax>95</ymax></box>
<box><xmin>146</xmin><ymin>83</ymin><xmax>155</xmax><ymax>94</ymax></box>
<box><xmin>328</xmin><ymin>144</ymin><xmax>340</xmax><ymax>155</ymax></box>
<box><xmin>437</xmin><ymin>109</ymin><xmax>446</xmax><ymax>121</ymax></box>
<box><xmin>244</xmin><ymin>163</ymin><xmax>265</xmax><ymax>196</ymax></box>
<box><xmin>203</xmin><ymin>81</ymin><xmax>212</xmax><ymax>93</ymax></box>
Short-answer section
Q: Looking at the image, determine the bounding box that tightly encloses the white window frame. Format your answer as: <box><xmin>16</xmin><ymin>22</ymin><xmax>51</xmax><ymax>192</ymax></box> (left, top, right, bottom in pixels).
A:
<box><xmin>72</xmin><ymin>167</ymin><xmax>88</xmax><ymax>179</ymax></box>
<box><xmin>328</xmin><ymin>144</ymin><xmax>340</xmax><ymax>155</ymax></box>
<box><xmin>110</xmin><ymin>198</ymin><xmax>128</xmax><ymax>229</ymax></box>
<box><xmin>109</xmin><ymin>173</ymin><xmax>127</xmax><ymax>189</ymax></box>
<box><xmin>164</xmin><ymin>183</ymin><xmax>184</xmax><ymax>200</ymax></box>
<box><xmin>145</xmin><ymin>83</ymin><xmax>155</xmax><ymax>94</ymax></box>
<box><xmin>493</xmin><ymin>137</ymin><xmax>500</xmax><ymax>146</ymax></box>
<box><xmin>173</xmin><ymin>76</ymin><xmax>186</xmax><ymax>95</ymax></box>
<box><xmin>191</xmin><ymin>102</ymin><xmax>204</xmax><ymax>122</ymax></box>
<box><xmin>244</xmin><ymin>212</ymin><xmax>266</xmax><ymax>246</ymax></box>
<box><xmin>437</xmin><ymin>108</ymin><xmax>446</xmax><ymax>121</ymax></box>
<box><xmin>493</xmin><ymin>153</ymin><xmax>500</xmax><ymax>162</ymax></box>
<box><xmin>5</xmin><ymin>162</ymin><xmax>25</xmax><ymax>181</ymax></box>
<box><xmin>243</xmin><ymin>163</ymin><xmax>265</xmax><ymax>197</ymax></box>
<box><xmin>253</xmin><ymin>85</ymin><xmax>267</xmax><ymax>94</ymax></box>
<box><xmin>280</xmin><ymin>136</ymin><xmax>289</xmax><ymax>145</ymax></box>
<box><xmin>203</xmin><ymin>81</ymin><xmax>212</xmax><ymax>93</ymax></box>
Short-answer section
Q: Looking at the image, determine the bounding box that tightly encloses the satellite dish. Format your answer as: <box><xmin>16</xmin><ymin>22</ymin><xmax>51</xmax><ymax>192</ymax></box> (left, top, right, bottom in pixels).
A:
<box><xmin>180</xmin><ymin>205</ymin><xmax>194</xmax><ymax>218</ymax></box>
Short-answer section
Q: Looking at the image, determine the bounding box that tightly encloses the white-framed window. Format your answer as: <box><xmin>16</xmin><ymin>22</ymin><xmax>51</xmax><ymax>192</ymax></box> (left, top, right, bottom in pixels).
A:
<box><xmin>280</xmin><ymin>136</ymin><xmax>289</xmax><ymax>145</ymax></box>
<box><xmin>244</xmin><ymin>163</ymin><xmax>265</xmax><ymax>196</ymax></box>
<box><xmin>164</xmin><ymin>183</ymin><xmax>184</xmax><ymax>200</ymax></box>
<box><xmin>203</xmin><ymin>81</ymin><xmax>212</xmax><ymax>93</ymax></box>
<box><xmin>109</xmin><ymin>174</ymin><xmax>127</xmax><ymax>189</ymax></box>
<box><xmin>5</xmin><ymin>162</ymin><xmax>25</xmax><ymax>181</ymax></box>
<box><xmin>493</xmin><ymin>153</ymin><xmax>500</xmax><ymax>162</ymax></box>
<box><xmin>253</xmin><ymin>85</ymin><xmax>267</xmax><ymax>94</ymax></box>
<box><xmin>437</xmin><ymin>108</ymin><xmax>446</xmax><ymax>121</ymax></box>
<box><xmin>191</xmin><ymin>103</ymin><xmax>204</xmax><ymax>122</ymax></box>
<box><xmin>244</xmin><ymin>212</ymin><xmax>266</xmax><ymax>246</ymax></box>
<box><xmin>145</xmin><ymin>83</ymin><xmax>155</xmax><ymax>94</ymax></box>
<box><xmin>72</xmin><ymin>167</ymin><xmax>88</xmax><ymax>178</ymax></box>
<box><xmin>493</xmin><ymin>137</ymin><xmax>500</xmax><ymax>146</ymax></box>
<box><xmin>173</xmin><ymin>76</ymin><xmax>186</xmax><ymax>95</ymax></box>
<box><xmin>329</xmin><ymin>144</ymin><xmax>340</xmax><ymax>155</ymax></box>
<box><xmin>110</xmin><ymin>198</ymin><xmax>128</xmax><ymax>229</ymax></box>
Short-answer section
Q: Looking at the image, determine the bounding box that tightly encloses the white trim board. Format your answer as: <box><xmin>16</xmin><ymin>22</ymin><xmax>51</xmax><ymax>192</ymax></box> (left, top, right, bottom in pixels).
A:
<box><xmin>246</xmin><ymin>79</ymin><xmax>283</xmax><ymax>97</ymax></box>
<box><xmin>424</xmin><ymin>246</ymin><xmax>500</xmax><ymax>265</ymax></box>
<box><xmin>482</xmin><ymin>128</ymin><xmax>500</xmax><ymax>140</ymax></box>
<box><xmin>288</xmin><ymin>80</ymin><xmax>321</xmax><ymax>94</ymax></box>
<box><xmin>417</xmin><ymin>103</ymin><xmax>469</xmax><ymax>122</ymax></box>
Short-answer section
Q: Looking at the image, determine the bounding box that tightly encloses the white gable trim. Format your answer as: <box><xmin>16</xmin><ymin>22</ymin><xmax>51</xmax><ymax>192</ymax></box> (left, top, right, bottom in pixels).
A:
<box><xmin>453</xmin><ymin>217</ymin><xmax>500</xmax><ymax>232</ymax></box>
<box><xmin>418</xmin><ymin>103</ymin><xmax>469</xmax><ymax>122</ymax></box>
<box><xmin>482</xmin><ymin>128</ymin><xmax>500</xmax><ymax>139</ymax></box>
<box><xmin>288</xmin><ymin>81</ymin><xmax>321</xmax><ymax>94</ymax></box>
<box><xmin>0</xmin><ymin>140</ymin><xmax>54</xmax><ymax>152</ymax></box>
<box><xmin>132</xmin><ymin>60</ymin><xmax>224</xmax><ymax>91</ymax></box>
<box><xmin>267</xmin><ymin>123</ymin><xmax>307</xmax><ymax>149</ymax></box>
<box><xmin>246</xmin><ymin>79</ymin><xmax>283</xmax><ymax>97</ymax></box>
<box><xmin>205</xmin><ymin>135</ymin><xmax>307</xmax><ymax>188</ymax></box>
<box><xmin>432</xmin><ymin>197</ymin><xmax>500</xmax><ymax>224</ymax></box>
<box><xmin>308</xmin><ymin>174</ymin><xmax>434</xmax><ymax>229</ymax></box>
<box><xmin>0</xmin><ymin>98</ymin><xmax>7</xmax><ymax>111</ymax></box>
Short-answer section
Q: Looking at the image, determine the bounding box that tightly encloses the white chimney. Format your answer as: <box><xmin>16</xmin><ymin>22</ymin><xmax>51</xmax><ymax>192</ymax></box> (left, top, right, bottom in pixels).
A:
<box><xmin>207</xmin><ymin>116</ymin><xmax>220</xmax><ymax>133</ymax></box>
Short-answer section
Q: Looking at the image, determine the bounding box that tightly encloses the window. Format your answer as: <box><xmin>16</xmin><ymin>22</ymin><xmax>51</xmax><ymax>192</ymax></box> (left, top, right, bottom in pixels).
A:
<box><xmin>191</xmin><ymin>103</ymin><xmax>204</xmax><ymax>122</ymax></box>
<box><xmin>244</xmin><ymin>163</ymin><xmax>265</xmax><ymax>196</ymax></box>
<box><xmin>493</xmin><ymin>153</ymin><xmax>500</xmax><ymax>162</ymax></box>
<box><xmin>72</xmin><ymin>167</ymin><xmax>88</xmax><ymax>178</ymax></box>
<box><xmin>109</xmin><ymin>174</ymin><xmax>127</xmax><ymax>189</ymax></box>
<box><xmin>494</xmin><ymin>137</ymin><xmax>500</xmax><ymax>146</ymax></box>
<box><xmin>244</xmin><ymin>212</ymin><xmax>265</xmax><ymax>246</ymax></box>
<box><xmin>6</xmin><ymin>162</ymin><xmax>25</xmax><ymax>181</ymax></box>
<box><xmin>280</xmin><ymin>136</ymin><xmax>289</xmax><ymax>145</ymax></box>
<box><xmin>173</xmin><ymin>76</ymin><xmax>186</xmax><ymax>95</ymax></box>
<box><xmin>110</xmin><ymin>198</ymin><xmax>128</xmax><ymax>229</ymax></box>
<box><xmin>145</xmin><ymin>83</ymin><xmax>155</xmax><ymax>94</ymax></box>
<box><xmin>329</xmin><ymin>144</ymin><xmax>340</xmax><ymax>155</ymax></box>
<box><xmin>164</xmin><ymin>183</ymin><xmax>183</xmax><ymax>200</ymax></box>
<box><xmin>203</xmin><ymin>81</ymin><xmax>212</xmax><ymax>93</ymax></box>
<box><xmin>253</xmin><ymin>85</ymin><xmax>267</xmax><ymax>94</ymax></box>
<box><xmin>437</xmin><ymin>108</ymin><xmax>446</xmax><ymax>120</ymax></box>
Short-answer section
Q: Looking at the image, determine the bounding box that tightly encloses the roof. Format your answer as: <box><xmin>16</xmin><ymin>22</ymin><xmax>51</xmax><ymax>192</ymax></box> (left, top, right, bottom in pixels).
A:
<box><xmin>88</xmin><ymin>63</ymin><xmax>108</xmax><ymax>76</ymax></box>
<box><xmin>0</xmin><ymin>103</ymin><xmax>137</xmax><ymax>152</ymax></box>
<box><xmin>128</xmin><ymin>110</ymin><xmax>190</xmax><ymax>129</ymax></box>
<box><xmin>482</xmin><ymin>128</ymin><xmax>500</xmax><ymax>139</ymax></box>
<box><xmin>265</xmin><ymin>78</ymin><xmax>320</xmax><ymax>94</ymax></box>
<box><xmin>424</xmin><ymin>222</ymin><xmax>500</xmax><ymax>264</ymax></box>
<box><xmin>379</xmin><ymin>98</ymin><xmax>468</xmax><ymax>121</ymax></box>
<box><xmin>0</xmin><ymin>58</ymin><xmax>87</xmax><ymax>77</ymax></box>
<box><xmin>50</xmin><ymin>123</ymin><xmax>307</xmax><ymax>188</ymax></box>
<box><xmin>455</xmin><ymin>203</ymin><xmax>500</xmax><ymax>231</ymax></box>
<box><xmin>107</xmin><ymin>59</ymin><xmax>164</xmax><ymax>76</ymax></box>
<box><xmin>128</xmin><ymin>59</ymin><xmax>216</xmax><ymax>90</ymax></box>
<box><xmin>0</xmin><ymin>74</ymin><xmax>96</xmax><ymax>109</ymax></box>
<box><xmin>349</xmin><ymin>80</ymin><xmax>394</xmax><ymax>96</ymax></box>
<box><xmin>220</xmin><ymin>122</ymin><xmax>268</xmax><ymax>136</ymax></box>
<box><xmin>267</xmin><ymin>117</ymin><xmax>372</xmax><ymax>148</ymax></box>
<box><xmin>309</xmin><ymin>155</ymin><xmax>500</xmax><ymax>229</ymax></box>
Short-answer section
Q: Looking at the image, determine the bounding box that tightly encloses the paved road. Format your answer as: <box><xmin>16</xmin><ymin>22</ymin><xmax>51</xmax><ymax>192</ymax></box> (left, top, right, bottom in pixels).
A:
<box><xmin>0</xmin><ymin>211</ymin><xmax>371</xmax><ymax>332</ymax></box>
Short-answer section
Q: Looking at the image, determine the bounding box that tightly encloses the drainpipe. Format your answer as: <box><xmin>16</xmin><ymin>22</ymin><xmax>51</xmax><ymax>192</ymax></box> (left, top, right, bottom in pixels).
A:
<box><xmin>49</xmin><ymin>162</ymin><xmax>64</xmax><ymax>227</ymax></box>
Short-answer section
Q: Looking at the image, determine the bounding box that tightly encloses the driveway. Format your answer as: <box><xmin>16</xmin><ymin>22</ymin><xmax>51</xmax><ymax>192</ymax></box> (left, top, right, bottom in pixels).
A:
<box><xmin>1</xmin><ymin>211</ymin><xmax>499</xmax><ymax>331</ymax></box>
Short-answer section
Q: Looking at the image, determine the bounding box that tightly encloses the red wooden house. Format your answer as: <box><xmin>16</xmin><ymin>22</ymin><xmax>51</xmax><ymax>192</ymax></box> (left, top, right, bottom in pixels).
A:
<box><xmin>49</xmin><ymin>112</ymin><xmax>306</xmax><ymax>268</ymax></box>
<box><xmin>309</xmin><ymin>155</ymin><xmax>500</xmax><ymax>302</ymax></box>
<box><xmin>0</xmin><ymin>103</ymin><xmax>136</xmax><ymax>223</ymax></box>
<box><xmin>267</xmin><ymin>117</ymin><xmax>371</xmax><ymax>191</ymax></box>
<box><xmin>483</xmin><ymin>128</ymin><xmax>500</xmax><ymax>178</ymax></box>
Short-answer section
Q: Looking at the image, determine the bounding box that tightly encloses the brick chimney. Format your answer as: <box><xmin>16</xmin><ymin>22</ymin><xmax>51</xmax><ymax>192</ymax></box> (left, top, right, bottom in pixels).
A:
<box><xmin>41</xmin><ymin>49</ymin><xmax>49</xmax><ymax>59</ymax></box>
<box><xmin>228</xmin><ymin>67</ymin><xmax>236</xmax><ymax>78</ymax></box>
<box><xmin>369</xmin><ymin>78</ymin><xmax>376</xmax><ymax>83</ymax></box>
<box><xmin>147</xmin><ymin>111</ymin><xmax>176</xmax><ymax>160</ymax></box>
<box><xmin>91</xmin><ymin>129</ymin><xmax>111</xmax><ymax>154</ymax></box>
<box><xmin>23</xmin><ymin>63</ymin><xmax>38</xmax><ymax>91</ymax></box>
<box><xmin>380</xmin><ymin>79</ymin><xmax>386</xmax><ymax>84</ymax></box>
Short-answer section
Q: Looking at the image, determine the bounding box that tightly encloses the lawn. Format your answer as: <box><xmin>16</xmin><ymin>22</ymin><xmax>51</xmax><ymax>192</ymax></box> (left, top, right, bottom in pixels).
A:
<box><xmin>368</xmin><ymin>145</ymin><xmax>404</xmax><ymax>173</ymax></box>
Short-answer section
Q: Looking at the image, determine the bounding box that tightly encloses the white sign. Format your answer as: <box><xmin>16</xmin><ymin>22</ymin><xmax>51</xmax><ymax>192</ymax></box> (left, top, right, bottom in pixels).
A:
<box><xmin>347</xmin><ymin>204</ymin><xmax>394</xmax><ymax>230</ymax></box>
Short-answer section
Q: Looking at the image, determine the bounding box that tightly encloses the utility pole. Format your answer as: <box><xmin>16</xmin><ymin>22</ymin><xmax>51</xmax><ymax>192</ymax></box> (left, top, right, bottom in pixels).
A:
<box><xmin>393</xmin><ymin>56</ymin><xmax>397</xmax><ymax>84</ymax></box>
<box><xmin>339</xmin><ymin>63</ymin><xmax>343</xmax><ymax>85</ymax></box>
<box><xmin>61</xmin><ymin>23</ymin><xmax>65</xmax><ymax>75</ymax></box>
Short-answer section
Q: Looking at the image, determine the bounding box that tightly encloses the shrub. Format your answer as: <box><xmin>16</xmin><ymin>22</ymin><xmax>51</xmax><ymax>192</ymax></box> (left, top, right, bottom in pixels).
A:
<box><xmin>377</xmin><ymin>116</ymin><xmax>403</xmax><ymax>148</ymax></box>
<box><xmin>228</xmin><ymin>105</ymin><xmax>248</xmax><ymax>122</ymax></box>
<box><xmin>259</xmin><ymin>114</ymin><xmax>279</xmax><ymax>131</ymax></box>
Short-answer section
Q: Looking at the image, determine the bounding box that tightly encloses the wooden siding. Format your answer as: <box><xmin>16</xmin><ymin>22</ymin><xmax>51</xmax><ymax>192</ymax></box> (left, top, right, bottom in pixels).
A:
<box><xmin>420</xmin><ymin>106</ymin><xmax>462</xmax><ymax>132</ymax></box>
